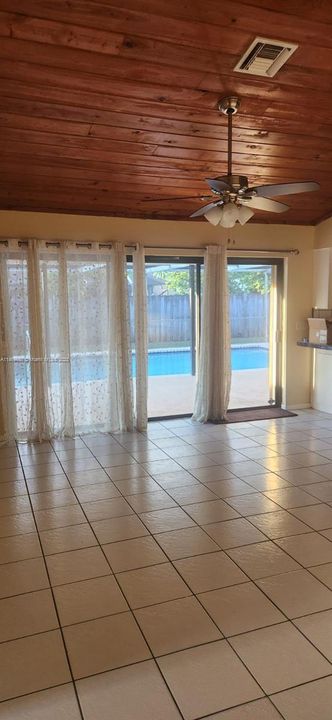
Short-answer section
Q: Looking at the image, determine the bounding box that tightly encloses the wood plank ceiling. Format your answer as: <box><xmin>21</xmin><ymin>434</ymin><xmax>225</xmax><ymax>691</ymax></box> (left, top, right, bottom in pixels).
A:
<box><xmin>0</xmin><ymin>0</ymin><xmax>332</xmax><ymax>224</ymax></box>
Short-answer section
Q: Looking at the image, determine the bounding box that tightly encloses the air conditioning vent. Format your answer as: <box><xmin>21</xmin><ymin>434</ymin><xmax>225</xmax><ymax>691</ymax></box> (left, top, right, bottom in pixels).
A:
<box><xmin>234</xmin><ymin>37</ymin><xmax>298</xmax><ymax>77</ymax></box>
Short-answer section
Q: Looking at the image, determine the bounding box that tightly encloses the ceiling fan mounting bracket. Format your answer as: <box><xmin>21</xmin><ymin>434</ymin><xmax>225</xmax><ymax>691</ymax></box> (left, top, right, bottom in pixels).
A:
<box><xmin>218</xmin><ymin>96</ymin><xmax>241</xmax><ymax>115</ymax></box>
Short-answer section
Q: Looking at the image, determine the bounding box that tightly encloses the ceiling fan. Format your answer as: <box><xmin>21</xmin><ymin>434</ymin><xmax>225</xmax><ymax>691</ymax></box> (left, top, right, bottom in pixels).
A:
<box><xmin>145</xmin><ymin>96</ymin><xmax>320</xmax><ymax>227</ymax></box>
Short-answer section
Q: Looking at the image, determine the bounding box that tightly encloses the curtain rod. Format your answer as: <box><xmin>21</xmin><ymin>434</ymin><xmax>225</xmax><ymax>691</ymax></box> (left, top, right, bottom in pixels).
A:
<box><xmin>0</xmin><ymin>239</ymin><xmax>299</xmax><ymax>255</ymax></box>
<box><xmin>142</xmin><ymin>245</ymin><xmax>300</xmax><ymax>255</ymax></box>
<box><xmin>0</xmin><ymin>240</ymin><xmax>113</xmax><ymax>249</ymax></box>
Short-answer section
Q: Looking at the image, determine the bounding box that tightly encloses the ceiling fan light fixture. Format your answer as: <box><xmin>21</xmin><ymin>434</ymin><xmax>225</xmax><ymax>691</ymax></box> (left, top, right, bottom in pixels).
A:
<box><xmin>204</xmin><ymin>206</ymin><xmax>224</xmax><ymax>226</ymax></box>
<box><xmin>237</xmin><ymin>204</ymin><xmax>254</xmax><ymax>225</ymax></box>
<box><xmin>219</xmin><ymin>202</ymin><xmax>239</xmax><ymax>228</ymax></box>
<box><xmin>204</xmin><ymin>202</ymin><xmax>255</xmax><ymax>228</ymax></box>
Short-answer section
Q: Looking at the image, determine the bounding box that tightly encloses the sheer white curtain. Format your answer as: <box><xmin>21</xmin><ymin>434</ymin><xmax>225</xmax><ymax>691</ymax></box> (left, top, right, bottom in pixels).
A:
<box><xmin>27</xmin><ymin>238</ymin><xmax>53</xmax><ymax>440</ymax></box>
<box><xmin>108</xmin><ymin>243</ymin><xmax>134</xmax><ymax>432</ymax></box>
<box><xmin>133</xmin><ymin>244</ymin><xmax>148</xmax><ymax>431</ymax></box>
<box><xmin>0</xmin><ymin>246</ymin><xmax>17</xmax><ymax>444</ymax></box>
<box><xmin>39</xmin><ymin>242</ymin><xmax>74</xmax><ymax>438</ymax></box>
<box><xmin>65</xmin><ymin>244</ymin><xmax>113</xmax><ymax>433</ymax></box>
<box><xmin>65</xmin><ymin>242</ymin><xmax>134</xmax><ymax>434</ymax></box>
<box><xmin>0</xmin><ymin>242</ymin><xmax>34</xmax><ymax>442</ymax></box>
<box><xmin>0</xmin><ymin>239</ymin><xmax>148</xmax><ymax>442</ymax></box>
<box><xmin>193</xmin><ymin>243</ymin><xmax>231</xmax><ymax>423</ymax></box>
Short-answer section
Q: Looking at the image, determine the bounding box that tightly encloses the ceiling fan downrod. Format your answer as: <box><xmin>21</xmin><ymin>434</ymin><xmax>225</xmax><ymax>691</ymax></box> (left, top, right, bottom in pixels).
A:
<box><xmin>218</xmin><ymin>97</ymin><xmax>241</xmax><ymax>178</ymax></box>
<box><xmin>217</xmin><ymin>97</ymin><xmax>244</xmax><ymax>192</ymax></box>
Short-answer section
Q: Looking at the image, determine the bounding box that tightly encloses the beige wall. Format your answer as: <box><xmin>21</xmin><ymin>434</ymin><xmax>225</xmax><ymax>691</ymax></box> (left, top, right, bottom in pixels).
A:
<box><xmin>315</xmin><ymin>216</ymin><xmax>332</xmax><ymax>249</ymax></box>
<box><xmin>0</xmin><ymin>210</ymin><xmax>315</xmax><ymax>408</ymax></box>
<box><xmin>0</xmin><ymin>209</ymin><xmax>315</xmax><ymax>250</ymax></box>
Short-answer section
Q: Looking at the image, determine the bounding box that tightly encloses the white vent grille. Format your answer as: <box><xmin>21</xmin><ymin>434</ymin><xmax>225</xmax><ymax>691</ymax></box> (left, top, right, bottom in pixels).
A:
<box><xmin>234</xmin><ymin>37</ymin><xmax>298</xmax><ymax>77</ymax></box>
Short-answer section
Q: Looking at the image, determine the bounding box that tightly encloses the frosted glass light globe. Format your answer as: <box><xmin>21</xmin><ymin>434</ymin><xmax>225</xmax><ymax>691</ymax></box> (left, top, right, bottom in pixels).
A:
<box><xmin>204</xmin><ymin>206</ymin><xmax>224</xmax><ymax>226</ymax></box>
<box><xmin>219</xmin><ymin>203</ymin><xmax>239</xmax><ymax>228</ymax></box>
<box><xmin>238</xmin><ymin>204</ymin><xmax>254</xmax><ymax>225</ymax></box>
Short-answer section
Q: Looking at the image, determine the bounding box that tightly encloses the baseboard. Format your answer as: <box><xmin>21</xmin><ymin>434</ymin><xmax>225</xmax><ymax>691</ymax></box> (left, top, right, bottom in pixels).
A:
<box><xmin>284</xmin><ymin>403</ymin><xmax>312</xmax><ymax>410</ymax></box>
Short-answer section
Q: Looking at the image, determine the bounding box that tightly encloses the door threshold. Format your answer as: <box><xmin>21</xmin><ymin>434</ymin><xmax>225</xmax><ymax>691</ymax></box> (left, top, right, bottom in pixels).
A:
<box><xmin>148</xmin><ymin>413</ymin><xmax>193</xmax><ymax>422</ymax></box>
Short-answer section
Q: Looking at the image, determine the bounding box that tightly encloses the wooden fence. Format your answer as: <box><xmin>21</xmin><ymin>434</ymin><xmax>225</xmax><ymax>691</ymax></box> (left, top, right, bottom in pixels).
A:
<box><xmin>129</xmin><ymin>293</ymin><xmax>269</xmax><ymax>343</ymax></box>
<box><xmin>230</xmin><ymin>293</ymin><xmax>270</xmax><ymax>339</ymax></box>
<box><xmin>145</xmin><ymin>294</ymin><xmax>191</xmax><ymax>343</ymax></box>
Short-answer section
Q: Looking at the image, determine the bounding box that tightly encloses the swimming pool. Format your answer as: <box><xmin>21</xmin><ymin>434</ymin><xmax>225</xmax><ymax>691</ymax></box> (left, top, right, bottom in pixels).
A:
<box><xmin>138</xmin><ymin>347</ymin><xmax>268</xmax><ymax>376</ymax></box>
<box><xmin>14</xmin><ymin>346</ymin><xmax>268</xmax><ymax>386</ymax></box>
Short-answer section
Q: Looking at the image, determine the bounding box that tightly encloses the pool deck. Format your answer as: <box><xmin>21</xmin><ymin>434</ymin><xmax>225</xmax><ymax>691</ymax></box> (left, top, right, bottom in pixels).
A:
<box><xmin>148</xmin><ymin>368</ymin><xmax>270</xmax><ymax>417</ymax></box>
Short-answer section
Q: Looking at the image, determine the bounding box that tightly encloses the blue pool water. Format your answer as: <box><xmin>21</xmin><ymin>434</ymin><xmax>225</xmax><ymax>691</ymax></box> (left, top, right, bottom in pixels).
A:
<box><xmin>232</xmin><ymin>347</ymin><xmax>268</xmax><ymax>371</ymax></box>
<box><xmin>14</xmin><ymin>347</ymin><xmax>268</xmax><ymax>386</ymax></box>
<box><xmin>138</xmin><ymin>347</ymin><xmax>268</xmax><ymax>376</ymax></box>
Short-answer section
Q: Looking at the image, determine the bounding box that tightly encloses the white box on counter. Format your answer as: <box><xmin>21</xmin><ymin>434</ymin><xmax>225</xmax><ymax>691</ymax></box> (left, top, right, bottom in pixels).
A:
<box><xmin>307</xmin><ymin>318</ymin><xmax>327</xmax><ymax>344</ymax></box>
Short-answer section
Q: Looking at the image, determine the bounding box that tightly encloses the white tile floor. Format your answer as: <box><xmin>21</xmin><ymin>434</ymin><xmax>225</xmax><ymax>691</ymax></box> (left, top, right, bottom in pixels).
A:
<box><xmin>1</xmin><ymin>409</ymin><xmax>332</xmax><ymax>718</ymax></box>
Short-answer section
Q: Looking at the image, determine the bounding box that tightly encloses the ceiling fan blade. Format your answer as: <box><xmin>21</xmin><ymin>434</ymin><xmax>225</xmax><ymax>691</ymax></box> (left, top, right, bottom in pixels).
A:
<box><xmin>142</xmin><ymin>195</ymin><xmax>213</xmax><ymax>203</ymax></box>
<box><xmin>190</xmin><ymin>201</ymin><xmax>222</xmax><ymax>218</ymax></box>
<box><xmin>205</xmin><ymin>178</ymin><xmax>232</xmax><ymax>193</ymax></box>
<box><xmin>239</xmin><ymin>197</ymin><xmax>289</xmax><ymax>213</ymax></box>
<box><xmin>246</xmin><ymin>181</ymin><xmax>320</xmax><ymax>198</ymax></box>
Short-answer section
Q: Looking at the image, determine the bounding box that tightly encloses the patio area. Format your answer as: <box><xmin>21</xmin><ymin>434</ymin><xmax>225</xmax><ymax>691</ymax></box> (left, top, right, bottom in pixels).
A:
<box><xmin>148</xmin><ymin>368</ymin><xmax>269</xmax><ymax>417</ymax></box>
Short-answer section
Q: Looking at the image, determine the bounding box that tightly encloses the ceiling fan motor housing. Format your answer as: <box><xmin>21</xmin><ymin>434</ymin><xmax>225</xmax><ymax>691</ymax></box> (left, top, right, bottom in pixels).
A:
<box><xmin>213</xmin><ymin>175</ymin><xmax>248</xmax><ymax>192</ymax></box>
<box><xmin>228</xmin><ymin>175</ymin><xmax>248</xmax><ymax>191</ymax></box>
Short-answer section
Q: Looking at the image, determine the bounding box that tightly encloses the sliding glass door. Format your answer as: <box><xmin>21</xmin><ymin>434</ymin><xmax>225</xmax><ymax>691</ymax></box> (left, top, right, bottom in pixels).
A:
<box><xmin>139</xmin><ymin>254</ymin><xmax>283</xmax><ymax>419</ymax></box>
<box><xmin>228</xmin><ymin>259</ymin><xmax>283</xmax><ymax>409</ymax></box>
<box><xmin>144</xmin><ymin>258</ymin><xmax>201</xmax><ymax>418</ymax></box>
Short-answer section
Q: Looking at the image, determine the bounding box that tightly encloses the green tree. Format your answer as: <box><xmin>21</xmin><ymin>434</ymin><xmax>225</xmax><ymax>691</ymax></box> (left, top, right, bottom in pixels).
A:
<box><xmin>228</xmin><ymin>271</ymin><xmax>271</xmax><ymax>294</ymax></box>
<box><xmin>153</xmin><ymin>270</ymin><xmax>190</xmax><ymax>295</ymax></box>
<box><xmin>151</xmin><ymin>269</ymin><xmax>271</xmax><ymax>295</ymax></box>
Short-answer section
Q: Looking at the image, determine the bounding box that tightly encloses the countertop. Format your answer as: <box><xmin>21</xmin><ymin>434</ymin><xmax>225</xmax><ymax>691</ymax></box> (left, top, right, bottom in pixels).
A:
<box><xmin>297</xmin><ymin>341</ymin><xmax>332</xmax><ymax>350</ymax></box>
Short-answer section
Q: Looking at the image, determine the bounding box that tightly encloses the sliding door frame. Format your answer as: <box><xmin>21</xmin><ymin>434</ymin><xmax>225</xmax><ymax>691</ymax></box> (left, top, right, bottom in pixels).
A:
<box><xmin>227</xmin><ymin>256</ymin><xmax>284</xmax><ymax>410</ymax></box>
<box><xmin>144</xmin><ymin>256</ymin><xmax>203</xmax><ymax>420</ymax></box>
<box><xmin>143</xmin><ymin>254</ymin><xmax>284</xmax><ymax>419</ymax></box>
